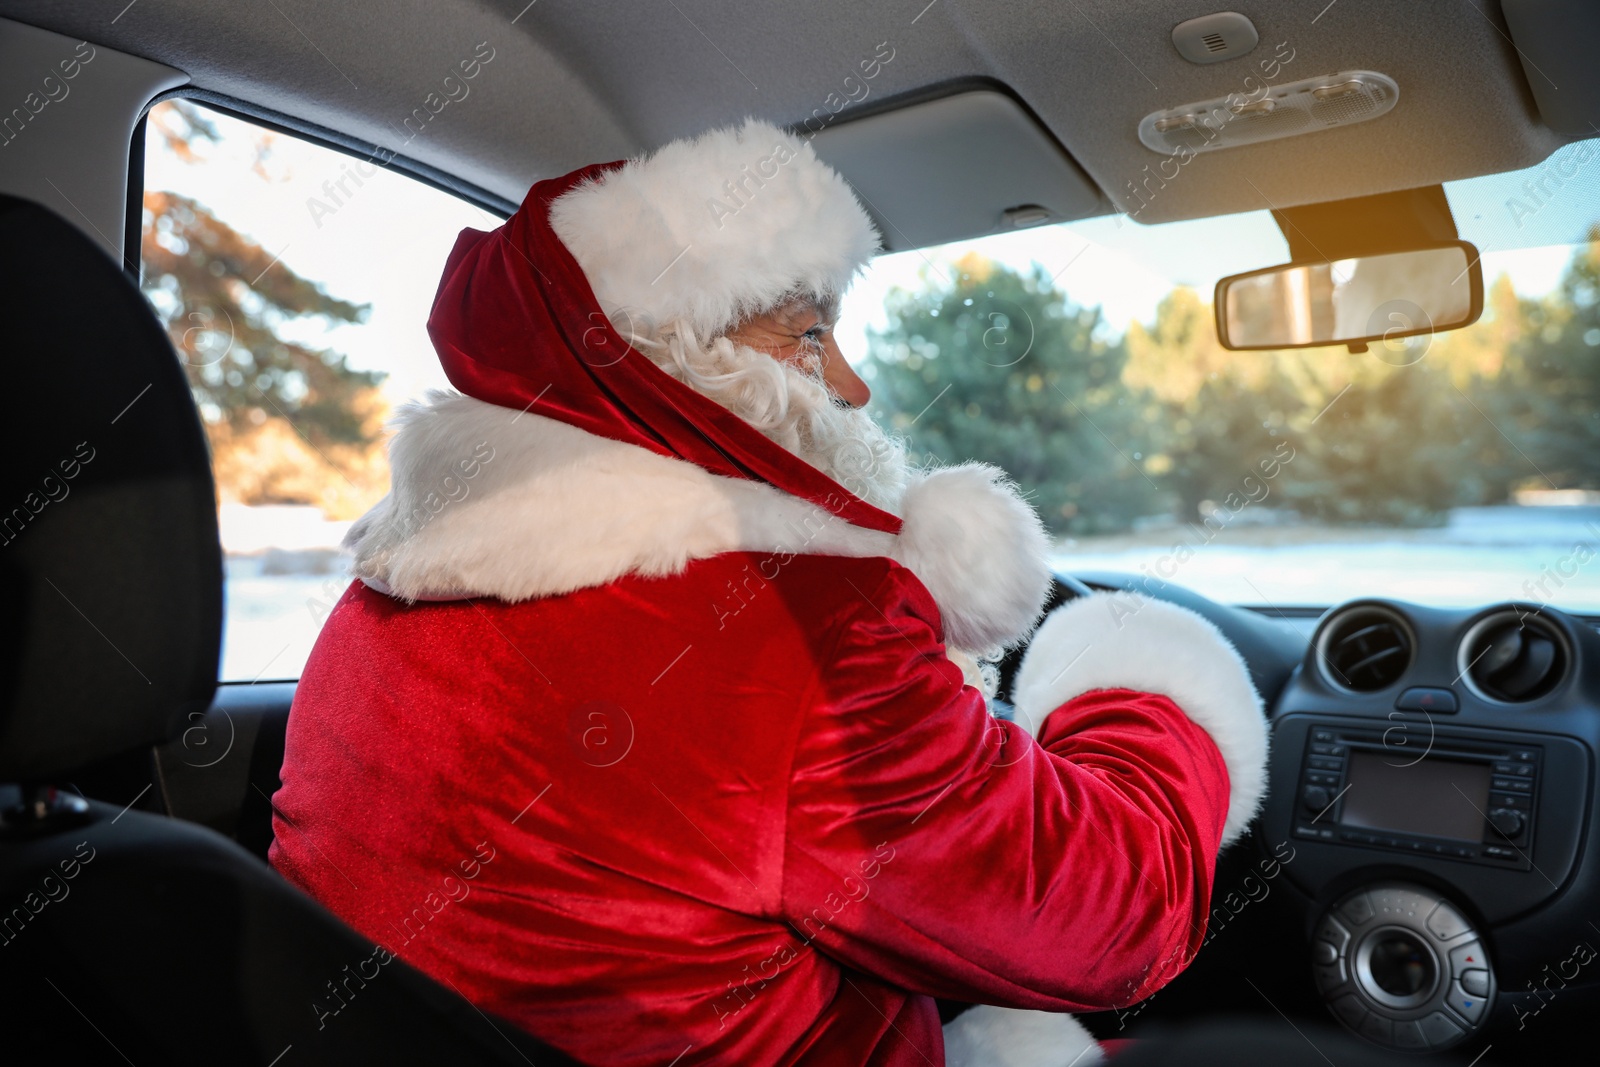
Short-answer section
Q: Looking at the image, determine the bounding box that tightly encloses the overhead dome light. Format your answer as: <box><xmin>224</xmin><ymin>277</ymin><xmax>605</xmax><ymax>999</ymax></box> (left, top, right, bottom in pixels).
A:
<box><xmin>1138</xmin><ymin>70</ymin><xmax>1399</xmax><ymax>155</ymax></box>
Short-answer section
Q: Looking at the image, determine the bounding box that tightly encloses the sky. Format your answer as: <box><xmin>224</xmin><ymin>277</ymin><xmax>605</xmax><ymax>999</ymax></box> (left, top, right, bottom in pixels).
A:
<box><xmin>145</xmin><ymin>102</ymin><xmax>1596</xmax><ymax>412</ymax></box>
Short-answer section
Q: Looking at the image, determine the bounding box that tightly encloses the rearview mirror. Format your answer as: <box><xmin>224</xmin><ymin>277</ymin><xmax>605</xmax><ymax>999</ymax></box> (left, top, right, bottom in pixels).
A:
<box><xmin>1215</xmin><ymin>242</ymin><xmax>1483</xmax><ymax>351</ymax></box>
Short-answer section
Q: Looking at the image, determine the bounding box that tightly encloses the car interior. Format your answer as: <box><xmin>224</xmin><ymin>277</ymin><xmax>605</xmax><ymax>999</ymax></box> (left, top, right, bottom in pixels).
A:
<box><xmin>3</xmin><ymin>1</ymin><xmax>1600</xmax><ymax>1063</ymax></box>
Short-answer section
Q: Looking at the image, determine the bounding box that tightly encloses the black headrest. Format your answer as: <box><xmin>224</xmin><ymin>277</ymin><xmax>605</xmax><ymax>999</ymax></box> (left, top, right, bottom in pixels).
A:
<box><xmin>0</xmin><ymin>194</ymin><xmax>222</xmax><ymax>781</ymax></box>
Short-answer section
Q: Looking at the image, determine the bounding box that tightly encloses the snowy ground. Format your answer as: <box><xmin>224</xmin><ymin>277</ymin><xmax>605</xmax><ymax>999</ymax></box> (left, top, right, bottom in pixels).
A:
<box><xmin>1055</xmin><ymin>505</ymin><xmax>1600</xmax><ymax>613</ymax></box>
<box><xmin>216</xmin><ymin>504</ymin><xmax>1600</xmax><ymax>682</ymax></box>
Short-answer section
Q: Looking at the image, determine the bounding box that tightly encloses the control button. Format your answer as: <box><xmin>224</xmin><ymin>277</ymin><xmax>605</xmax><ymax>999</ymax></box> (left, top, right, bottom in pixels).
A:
<box><xmin>1451</xmin><ymin>846</ymin><xmax>1477</xmax><ymax>859</ymax></box>
<box><xmin>1308</xmin><ymin>756</ymin><xmax>1344</xmax><ymax>771</ymax></box>
<box><xmin>1340</xmin><ymin>891</ymin><xmax>1375</xmax><ymax>926</ymax></box>
<box><xmin>1313</xmin><ymin>940</ymin><xmax>1338</xmax><ymax>965</ymax></box>
<box><xmin>1447</xmin><ymin>941</ymin><xmax>1486</xmax><ymax>975</ymax></box>
<box><xmin>1314</xmin><ymin>960</ymin><xmax>1348</xmax><ymax>990</ymax></box>
<box><xmin>1313</xmin><ymin>728</ymin><xmax>1337</xmax><ymax>743</ymax></box>
<box><xmin>1449</xmin><ymin>979</ymin><xmax>1487</xmax><ymax>1023</ymax></box>
<box><xmin>1494</xmin><ymin>761</ymin><xmax>1535</xmax><ymax>777</ymax></box>
<box><xmin>1317</xmin><ymin>915</ymin><xmax>1352</xmax><ymax>955</ymax></box>
<box><xmin>1358</xmin><ymin>1012</ymin><xmax>1393</xmax><ymax>1043</ymax></box>
<box><xmin>1310</xmin><ymin>742</ymin><xmax>1347</xmax><ymax>756</ymax></box>
<box><xmin>1484</xmin><ymin>844</ymin><xmax>1517</xmax><ymax>859</ymax></box>
<box><xmin>1460</xmin><ymin>968</ymin><xmax>1489</xmax><ymax>997</ymax></box>
<box><xmin>1295</xmin><ymin>824</ymin><xmax>1336</xmax><ymax>840</ymax></box>
<box><xmin>1425</xmin><ymin>901</ymin><xmax>1471</xmax><ymax>942</ymax></box>
<box><xmin>1395</xmin><ymin>686</ymin><xmax>1458</xmax><ymax>713</ymax></box>
<box><xmin>1307</xmin><ymin>771</ymin><xmax>1341</xmax><ymax>786</ymax></box>
<box><xmin>1392</xmin><ymin>1019</ymin><xmax>1427</xmax><ymax>1049</ymax></box>
<box><xmin>1490</xmin><ymin>778</ymin><xmax>1532</xmax><ymax>793</ymax></box>
<box><xmin>1488</xmin><ymin>809</ymin><xmax>1525</xmax><ymax>839</ymax></box>
<box><xmin>1330</xmin><ymin>993</ymin><xmax>1366</xmax><ymax>1029</ymax></box>
<box><xmin>1302</xmin><ymin>784</ymin><xmax>1331</xmax><ymax>813</ymax></box>
<box><xmin>1419</xmin><ymin>1011</ymin><xmax>1465</xmax><ymax>1047</ymax></box>
<box><xmin>1512</xmin><ymin>748</ymin><xmax>1537</xmax><ymax>762</ymax></box>
<box><xmin>1491</xmin><ymin>792</ymin><xmax>1531</xmax><ymax>811</ymax></box>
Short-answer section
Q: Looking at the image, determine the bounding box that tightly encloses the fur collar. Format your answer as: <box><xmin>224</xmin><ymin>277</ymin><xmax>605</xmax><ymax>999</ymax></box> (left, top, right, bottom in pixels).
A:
<box><xmin>346</xmin><ymin>393</ymin><xmax>1052</xmax><ymax>651</ymax></box>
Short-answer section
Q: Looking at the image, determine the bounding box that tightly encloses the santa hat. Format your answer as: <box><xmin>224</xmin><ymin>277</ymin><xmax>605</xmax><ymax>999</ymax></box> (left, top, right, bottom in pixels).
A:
<box><xmin>425</xmin><ymin>123</ymin><xmax>901</xmax><ymax>536</ymax></box>
<box><xmin>548</xmin><ymin>119</ymin><xmax>881</xmax><ymax>342</ymax></box>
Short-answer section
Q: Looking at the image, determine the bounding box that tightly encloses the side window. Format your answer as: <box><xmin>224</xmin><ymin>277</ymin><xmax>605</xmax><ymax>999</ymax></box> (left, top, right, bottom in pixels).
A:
<box><xmin>139</xmin><ymin>99</ymin><xmax>493</xmax><ymax>682</ymax></box>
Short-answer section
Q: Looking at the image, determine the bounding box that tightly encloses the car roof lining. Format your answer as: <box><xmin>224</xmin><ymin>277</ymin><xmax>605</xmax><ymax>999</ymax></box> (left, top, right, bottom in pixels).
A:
<box><xmin>0</xmin><ymin>0</ymin><xmax>1580</xmax><ymax>247</ymax></box>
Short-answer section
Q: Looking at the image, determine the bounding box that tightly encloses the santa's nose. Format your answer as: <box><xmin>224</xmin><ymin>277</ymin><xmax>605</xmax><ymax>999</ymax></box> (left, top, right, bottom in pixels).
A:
<box><xmin>820</xmin><ymin>334</ymin><xmax>870</xmax><ymax>408</ymax></box>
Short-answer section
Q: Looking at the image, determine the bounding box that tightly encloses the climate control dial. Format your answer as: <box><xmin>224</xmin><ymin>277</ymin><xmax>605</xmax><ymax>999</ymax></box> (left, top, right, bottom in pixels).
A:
<box><xmin>1312</xmin><ymin>883</ymin><xmax>1494</xmax><ymax>1051</ymax></box>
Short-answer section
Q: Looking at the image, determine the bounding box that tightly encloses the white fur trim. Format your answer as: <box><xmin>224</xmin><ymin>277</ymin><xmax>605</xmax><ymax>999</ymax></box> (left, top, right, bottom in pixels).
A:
<box><xmin>345</xmin><ymin>393</ymin><xmax>1049</xmax><ymax>650</ymax></box>
<box><xmin>549</xmin><ymin>119</ymin><xmax>880</xmax><ymax>342</ymax></box>
<box><xmin>943</xmin><ymin>1006</ymin><xmax>1103</xmax><ymax>1067</ymax></box>
<box><xmin>1011</xmin><ymin>593</ymin><xmax>1269</xmax><ymax>850</ymax></box>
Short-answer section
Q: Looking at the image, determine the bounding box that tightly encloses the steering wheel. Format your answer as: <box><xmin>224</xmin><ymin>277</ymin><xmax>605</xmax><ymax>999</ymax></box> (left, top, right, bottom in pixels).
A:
<box><xmin>992</xmin><ymin>573</ymin><xmax>1096</xmax><ymax>705</ymax></box>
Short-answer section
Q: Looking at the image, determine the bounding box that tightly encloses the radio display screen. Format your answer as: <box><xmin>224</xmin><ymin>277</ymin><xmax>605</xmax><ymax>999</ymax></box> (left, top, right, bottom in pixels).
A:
<box><xmin>1341</xmin><ymin>751</ymin><xmax>1491</xmax><ymax>842</ymax></box>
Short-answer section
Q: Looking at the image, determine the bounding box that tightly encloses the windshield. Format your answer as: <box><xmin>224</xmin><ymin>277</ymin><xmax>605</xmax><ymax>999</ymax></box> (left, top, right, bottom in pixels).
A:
<box><xmin>147</xmin><ymin>101</ymin><xmax>1600</xmax><ymax>685</ymax></box>
<box><xmin>838</xmin><ymin>139</ymin><xmax>1600</xmax><ymax>615</ymax></box>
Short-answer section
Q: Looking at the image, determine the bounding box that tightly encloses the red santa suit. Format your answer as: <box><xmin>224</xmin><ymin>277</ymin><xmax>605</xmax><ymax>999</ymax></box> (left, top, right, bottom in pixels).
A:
<box><xmin>270</xmin><ymin>120</ymin><xmax>1269</xmax><ymax>1067</ymax></box>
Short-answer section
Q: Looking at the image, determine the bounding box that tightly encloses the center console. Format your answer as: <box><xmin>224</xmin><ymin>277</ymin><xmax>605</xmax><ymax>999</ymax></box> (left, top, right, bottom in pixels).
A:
<box><xmin>1261</xmin><ymin>598</ymin><xmax>1600</xmax><ymax>1055</ymax></box>
<box><xmin>1269</xmin><ymin>714</ymin><xmax>1588</xmax><ymax>1050</ymax></box>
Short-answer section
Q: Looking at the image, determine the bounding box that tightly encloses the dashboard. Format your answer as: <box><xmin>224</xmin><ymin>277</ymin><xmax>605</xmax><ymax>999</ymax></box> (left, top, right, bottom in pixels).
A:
<box><xmin>1055</xmin><ymin>576</ymin><xmax>1600</xmax><ymax>1056</ymax></box>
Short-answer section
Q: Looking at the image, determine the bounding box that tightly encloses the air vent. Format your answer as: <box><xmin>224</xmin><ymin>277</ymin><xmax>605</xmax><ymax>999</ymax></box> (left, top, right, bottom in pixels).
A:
<box><xmin>1459</xmin><ymin>612</ymin><xmax>1569</xmax><ymax>703</ymax></box>
<box><xmin>1317</xmin><ymin>607</ymin><xmax>1414</xmax><ymax>692</ymax></box>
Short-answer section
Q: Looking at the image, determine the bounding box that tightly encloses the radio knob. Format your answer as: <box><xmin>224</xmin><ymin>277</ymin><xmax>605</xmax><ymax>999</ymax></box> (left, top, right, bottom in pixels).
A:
<box><xmin>1302</xmin><ymin>784</ymin><xmax>1331</xmax><ymax>813</ymax></box>
<box><xmin>1488</xmin><ymin>809</ymin><xmax>1524</xmax><ymax>838</ymax></box>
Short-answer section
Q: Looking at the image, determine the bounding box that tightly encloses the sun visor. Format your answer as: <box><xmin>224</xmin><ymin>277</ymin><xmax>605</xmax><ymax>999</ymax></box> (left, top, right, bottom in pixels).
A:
<box><xmin>1502</xmin><ymin>0</ymin><xmax>1600</xmax><ymax>137</ymax></box>
<box><xmin>808</xmin><ymin>88</ymin><xmax>1108</xmax><ymax>253</ymax></box>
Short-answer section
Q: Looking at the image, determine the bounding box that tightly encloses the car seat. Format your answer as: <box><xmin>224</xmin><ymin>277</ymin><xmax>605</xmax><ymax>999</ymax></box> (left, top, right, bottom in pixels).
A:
<box><xmin>0</xmin><ymin>192</ymin><xmax>581</xmax><ymax>1067</ymax></box>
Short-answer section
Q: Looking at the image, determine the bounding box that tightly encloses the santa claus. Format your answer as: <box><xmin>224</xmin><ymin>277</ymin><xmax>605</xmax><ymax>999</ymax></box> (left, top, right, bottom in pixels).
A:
<box><xmin>271</xmin><ymin>119</ymin><xmax>1269</xmax><ymax>1067</ymax></box>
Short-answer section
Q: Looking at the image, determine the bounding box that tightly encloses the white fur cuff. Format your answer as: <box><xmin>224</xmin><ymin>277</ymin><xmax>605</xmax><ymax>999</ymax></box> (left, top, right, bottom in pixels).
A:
<box><xmin>943</xmin><ymin>1006</ymin><xmax>1103</xmax><ymax>1067</ymax></box>
<box><xmin>1010</xmin><ymin>592</ymin><xmax>1268</xmax><ymax>849</ymax></box>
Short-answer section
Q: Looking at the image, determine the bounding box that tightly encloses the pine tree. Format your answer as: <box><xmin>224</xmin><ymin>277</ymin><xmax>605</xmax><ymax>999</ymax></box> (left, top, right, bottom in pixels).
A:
<box><xmin>139</xmin><ymin>100</ymin><xmax>388</xmax><ymax>516</ymax></box>
<box><xmin>866</xmin><ymin>256</ymin><xmax>1166</xmax><ymax>535</ymax></box>
<box><xmin>1494</xmin><ymin>235</ymin><xmax>1600</xmax><ymax>491</ymax></box>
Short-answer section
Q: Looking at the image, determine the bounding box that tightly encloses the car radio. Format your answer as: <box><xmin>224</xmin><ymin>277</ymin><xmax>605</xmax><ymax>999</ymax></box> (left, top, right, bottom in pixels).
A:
<box><xmin>1292</xmin><ymin>725</ymin><xmax>1539</xmax><ymax>869</ymax></box>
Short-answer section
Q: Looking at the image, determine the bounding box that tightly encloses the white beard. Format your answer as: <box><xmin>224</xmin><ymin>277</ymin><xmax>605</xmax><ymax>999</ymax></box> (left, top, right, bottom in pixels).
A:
<box><xmin>625</xmin><ymin>323</ymin><xmax>1010</xmax><ymax>687</ymax></box>
<box><xmin>747</xmin><ymin>345</ymin><xmax>912</xmax><ymax>515</ymax></box>
<box><xmin>626</xmin><ymin>320</ymin><xmax>913</xmax><ymax>514</ymax></box>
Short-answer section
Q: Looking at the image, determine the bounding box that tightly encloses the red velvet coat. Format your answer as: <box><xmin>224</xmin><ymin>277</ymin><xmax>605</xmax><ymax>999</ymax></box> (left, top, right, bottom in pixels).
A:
<box><xmin>271</xmin><ymin>402</ymin><xmax>1269</xmax><ymax>1067</ymax></box>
